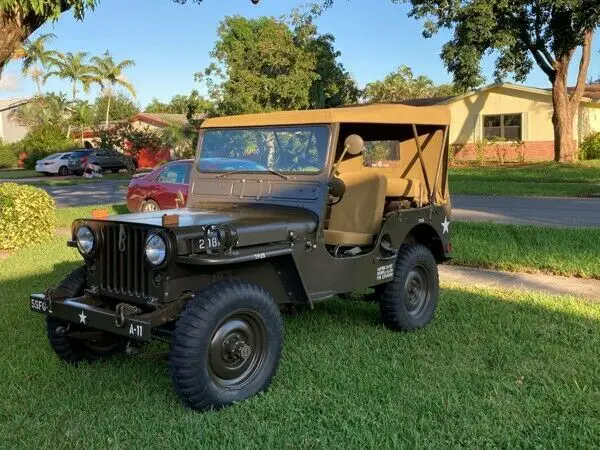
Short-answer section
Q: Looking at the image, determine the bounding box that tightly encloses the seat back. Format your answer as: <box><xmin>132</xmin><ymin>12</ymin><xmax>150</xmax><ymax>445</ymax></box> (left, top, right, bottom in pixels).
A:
<box><xmin>325</xmin><ymin>171</ymin><xmax>387</xmax><ymax>246</ymax></box>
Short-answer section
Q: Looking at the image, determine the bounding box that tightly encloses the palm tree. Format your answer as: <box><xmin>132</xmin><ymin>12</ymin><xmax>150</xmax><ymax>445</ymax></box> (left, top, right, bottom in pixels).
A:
<box><xmin>45</xmin><ymin>52</ymin><xmax>93</xmax><ymax>102</ymax></box>
<box><xmin>90</xmin><ymin>51</ymin><xmax>136</xmax><ymax>125</ymax></box>
<box><xmin>18</xmin><ymin>33</ymin><xmax>58</xmax><ymax>94</ymax></box>
<box><xmin>70</xmin><ymin>102</ymin><xmax>95</xmax><ymax>146</ymax></box>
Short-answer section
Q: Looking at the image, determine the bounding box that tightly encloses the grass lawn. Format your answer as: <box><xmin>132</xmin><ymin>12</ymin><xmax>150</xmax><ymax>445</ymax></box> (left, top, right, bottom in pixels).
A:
<box><xmin>451</xmin><ymin>222</ymin><xmax>600</xmax><ymax>279</ymax></box>
<box><xmin>449</xmin><ymin>160</ymin><xmax>600</xmax><ymax>197</ymax></box>
<box><xmin>1</xmin><ymin>239</ymin><xmax>599</xmax><ymax>447</ymax></box>
<box><xmin>55</xmin><ymin>203</ymin><xmax>128</xmax><ymax>227</ymax></box>
<box><xmin>0</xmin><ymin>169</ymin><xmax>41</xmax><ymax>179</ymax></box>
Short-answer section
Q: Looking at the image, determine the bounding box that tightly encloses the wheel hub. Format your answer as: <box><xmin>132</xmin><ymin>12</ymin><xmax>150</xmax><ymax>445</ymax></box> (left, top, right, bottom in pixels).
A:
<box><xmin>208</xmin><ymin>311</ymin><xmax>267</xmax><ymax>388</ymax></box>
<box><xmin>404</xmin><ymin>266</ymin><xmax>430</xmax><ymax>317</ymax></box>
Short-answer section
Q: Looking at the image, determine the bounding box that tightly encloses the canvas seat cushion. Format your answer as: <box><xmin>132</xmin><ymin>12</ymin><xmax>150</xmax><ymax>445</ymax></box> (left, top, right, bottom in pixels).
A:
<box><xmin>325</xmin><ymin>171</ymin><xmax>387</xmax><ymax>246</ymax></box>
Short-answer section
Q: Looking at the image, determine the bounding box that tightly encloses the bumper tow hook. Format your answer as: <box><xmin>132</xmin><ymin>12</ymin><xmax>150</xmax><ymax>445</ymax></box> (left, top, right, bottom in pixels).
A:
<box><xmin>115</xmin><ymin>303</ymin><xmax>142</xmax><ymax>328</ymax></box>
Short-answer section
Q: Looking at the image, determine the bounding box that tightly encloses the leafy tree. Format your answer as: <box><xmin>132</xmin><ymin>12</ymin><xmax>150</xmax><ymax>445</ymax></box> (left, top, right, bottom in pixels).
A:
<box><xmin>363</xmin><ymin>65</ymin><xmax>458</xmax><ymax>102</ymax></box>
<box><xmin>399</xmin><ymin>0</ymin><xmax>599</xmax><ymax>162</ymax></box>
<box><xmin>16</xmin><ymin>124</ymin><xmax>77</xmax><ymax>169</ymax></box>
<box><xmin>16</xmin><ymin>33</ymin><xmax>58</xmax><ymax>94</ymax></box>
<box><xmin>197</xmin><ymin>14</ymin><xmax>356</xmax><ymax>115</ymax></box>
<box><xmin>45</xmin><ymin>51</ymin><xmax>93</xmax><ymax>101</ymax></box>
<box><xmin>0</xmin><ymin>1</ymin><xmax>260</xmax><ymax>73</ymax></box>
<box><xmin>89</xmin><ymin>50</ymin><xmax>136</xmax><ymax>125</ymax></box>
<box><xmin>159</xmin><ymin>124</ymin><xmax>198</xmax><ymax>159</ymax></box>
<box><xmin>93</xmin><ymin>92</ymin><xmax>139</xmax><ymax>123</ymax></box>
<box><xmin>289</xmin><ymin>7</ymin><xmax>360</xmax><ymax>108</ymax></box>
<box><xmin>9</xmin><ymin>93</ymin><xmax>71</xmax><ymax>132</ymax></box>
<box><xmin>145</xmin><ymin>90</ymin><xmax>212</xmax><ymax>117</ymax></box>
<box><xmin>197</xmin><ymin>16</ymin><xmax>318</xmax><ymax>115</ymax></box>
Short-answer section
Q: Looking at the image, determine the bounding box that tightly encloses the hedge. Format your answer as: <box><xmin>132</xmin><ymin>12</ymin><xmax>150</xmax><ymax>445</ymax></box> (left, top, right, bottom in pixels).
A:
<box><xmin>0</xmin><ymin>183</ymin><xmax>56</xmax><ymax>250</ymax></box>
<box><xmin>579</xmin><ymin>132</ymin><xmax>600</xmax><ymax>160</ymax></box>
<box><xmin>0</xmin><ymin>140</ymin><xmax>18</xmax><ymax>169</ymax></box>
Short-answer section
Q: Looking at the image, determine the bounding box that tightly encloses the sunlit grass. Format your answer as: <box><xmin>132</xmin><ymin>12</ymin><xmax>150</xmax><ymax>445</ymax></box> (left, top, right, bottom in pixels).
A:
<box><xmin>449</xmin><ymin>161</ymin><xmax>600</xmax><ymax>196</ymax></box>
<box><xmin>1</xmin><ymin>239</ymin><xmax>599</xmax><ymax>447</ymax></box>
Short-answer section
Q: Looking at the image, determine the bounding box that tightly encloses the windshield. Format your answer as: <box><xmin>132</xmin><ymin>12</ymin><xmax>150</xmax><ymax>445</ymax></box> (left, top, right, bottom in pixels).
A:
<box><xmin>198</xmin><ymin>126</ymin><xmax>329</xmax><ymax>174</ymax></box>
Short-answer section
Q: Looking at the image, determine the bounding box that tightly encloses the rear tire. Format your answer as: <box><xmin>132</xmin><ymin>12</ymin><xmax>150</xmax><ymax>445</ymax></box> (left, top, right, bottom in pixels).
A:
<box><xmin>140</xmin><ymin>199</ymin><xmax>160</xmax><ymax>212</ymax></box>
<box><xmin>45</xmin><ymin>266</ymin><xmax>125</xmax><ymax>364</ymax></box>
<box><xmin>58</xmin><ymin>166</ymin><xmax>69</xmax><ymax>176</ymax></box>
<box><xmin>377</xmin><ymin>243</ymin><xmax>439</xmax><ymax>331</ymax></box>
<box><xmin>169</xmin><ymin>280</ymin><xmax>283</xmax><ymax>411</ymax></box>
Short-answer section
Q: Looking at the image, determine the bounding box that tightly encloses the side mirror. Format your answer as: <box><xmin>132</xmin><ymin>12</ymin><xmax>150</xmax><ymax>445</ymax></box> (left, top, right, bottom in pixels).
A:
<box><xmin>344</xmin><ymin>134</ymin><xmax>364</xmax><ymax>156</ymax></box>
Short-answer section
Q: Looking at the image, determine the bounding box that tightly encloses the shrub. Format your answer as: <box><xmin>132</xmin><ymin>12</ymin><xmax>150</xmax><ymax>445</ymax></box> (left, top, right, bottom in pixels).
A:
<box><xmin>579</xmin><ymin>132</ymin><xmax>600</xmax><ymax>160</ymax></box>
<box><xmin>18</xmin><ymin>125</ymin><xmax>77</xmax><ymax>169</ymax></box>
<box><xmin>0</xmin><ymin>183</ymin><xmax>56</xmax><ymax>250</ymax></box>
<box><xmin>0</xmin><ymin>140</ymin><xmax>18</xmax><ymax>169</ymax></box>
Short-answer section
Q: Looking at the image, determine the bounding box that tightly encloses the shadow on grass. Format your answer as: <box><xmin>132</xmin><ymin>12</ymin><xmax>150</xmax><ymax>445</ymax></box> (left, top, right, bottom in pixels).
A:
<box><xmin>1</xmin><ymin>263</ymin><xmax>599</xmax><ymax>447</ymax></box>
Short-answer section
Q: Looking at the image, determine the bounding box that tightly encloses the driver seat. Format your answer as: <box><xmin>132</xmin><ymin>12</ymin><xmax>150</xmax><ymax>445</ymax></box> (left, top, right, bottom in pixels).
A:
<box><xmin>324</xmin><ymin>171</ymin><xmax>387</xmax><ymax>246</ymax></box>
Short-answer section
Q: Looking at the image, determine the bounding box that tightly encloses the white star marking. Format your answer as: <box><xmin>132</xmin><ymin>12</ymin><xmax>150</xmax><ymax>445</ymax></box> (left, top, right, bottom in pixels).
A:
<box><xmin>78</xmin><ymin>311</ymin><xmax>88</xmax><ymax>325</ymax></box>
<box><xmin>441</xmin><ymin>217</ymin><xmax>450</xmax><ymax>234</ymax></box>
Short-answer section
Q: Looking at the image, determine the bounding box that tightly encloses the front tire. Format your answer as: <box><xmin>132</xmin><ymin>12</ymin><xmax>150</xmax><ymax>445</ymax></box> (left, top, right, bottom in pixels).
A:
<box><xmin>45</xmin><ymin>266</ymin><xmax>125</xmax><ymax>364</ymax></box>
<box><xmin>377</xmin><ymin>243</ymin><xmax>439</xmax><ymax>331</ymax></box>
<box><xmin>169</xmin><ymin>280</ymin><xmax>283</xmax><ymax>411</ymax></box>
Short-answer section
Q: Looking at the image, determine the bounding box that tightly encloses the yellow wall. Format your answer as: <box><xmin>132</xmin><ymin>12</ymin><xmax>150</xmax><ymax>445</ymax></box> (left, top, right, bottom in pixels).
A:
<box><xmin>579</xmin><ymin>104</ymin><xmax>600</xmax><ymax>139</ymax></box>
<box><xmin>447</xmin><ymin>85</ymin><xmax>600</xmax><ymax>144</ymax></box>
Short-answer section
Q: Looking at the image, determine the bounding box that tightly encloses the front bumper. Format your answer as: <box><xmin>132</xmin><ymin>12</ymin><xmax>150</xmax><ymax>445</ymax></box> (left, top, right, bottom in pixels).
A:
<box><xmin>30</xmin><ymin>294</ymin><xmax>152</xmax><ymax>342</ymax></box>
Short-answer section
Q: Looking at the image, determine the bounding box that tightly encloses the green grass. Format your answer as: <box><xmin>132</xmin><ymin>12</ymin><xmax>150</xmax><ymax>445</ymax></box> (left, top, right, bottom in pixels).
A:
<box><xmin>1</xmin><ymin>239</ymin><xmax>600</xmax><ymax>448</ymax></box>
<box><xmin>0</xmin><ymin>169</ymin><xmax>41</xmax><ymax>179</ymax></box>
<box><xmin>452</xmin><ymin>222</ymin><xmax>600</xmax><ymax>279</ymax></box>
<box><xmin>55</xmin><ymin>203</ymin><xmax>128</xmax><ymax>227</ymax></box>
<box><xmin>449</xmin><ymin>161</ymin><xmax>600</xmax><ymax>197</ymax></box>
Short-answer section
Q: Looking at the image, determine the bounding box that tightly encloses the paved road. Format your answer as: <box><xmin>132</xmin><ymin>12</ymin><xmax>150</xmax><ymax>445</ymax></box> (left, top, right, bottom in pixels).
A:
<box><xmin>36</xmin><ymin>180</ymin><xmax>129</xmax><ymax>207</ymax></box>
<box><xmin>10</xmin><ymin>179</ymin><xmax>600</xmax><ymax>227</ymax></box>
<box><xmin>452</xmin><ymin>194</ymin><xmax>600</xmax><ymax>228</ymax></box>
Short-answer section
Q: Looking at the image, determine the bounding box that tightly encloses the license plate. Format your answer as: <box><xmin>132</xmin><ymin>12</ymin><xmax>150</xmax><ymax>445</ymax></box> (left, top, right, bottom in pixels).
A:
<box><xmin>198</xmin><ymin>235</ymin><xmax>220</xmax><ymax>251</ymax></box>
<box><xmin>30</xmin><ymin>296</ymin><xmax>51</xmax><ymax>313</ymax></box>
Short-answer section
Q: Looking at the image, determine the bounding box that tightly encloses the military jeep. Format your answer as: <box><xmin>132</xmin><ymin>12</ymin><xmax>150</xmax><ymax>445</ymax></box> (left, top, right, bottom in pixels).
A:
<box><xmin>30</xmin><ymin>103</ymin><xmax>452</xmax><ymax>411</ymax></box>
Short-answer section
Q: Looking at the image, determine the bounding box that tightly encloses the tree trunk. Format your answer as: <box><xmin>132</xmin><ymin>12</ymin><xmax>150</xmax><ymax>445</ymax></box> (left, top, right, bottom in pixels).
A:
<box><xmin>72</xmin><ymin>82</ymin><xmax>77</xmax><ymax>102</ymax></box>
<box><xmin>35</xmin><ymin>76</ymin><xmax>42</xmax><ymax>95</ymax></box>
<box><xmin>551</xmin><ymin>65</ymin><xmax>576</xmax><ymax>162</ymax></box>
<box><xmin>105</xmin><ymin>93</ymin><xmax>112</xmax><ymax>126</ymax></box>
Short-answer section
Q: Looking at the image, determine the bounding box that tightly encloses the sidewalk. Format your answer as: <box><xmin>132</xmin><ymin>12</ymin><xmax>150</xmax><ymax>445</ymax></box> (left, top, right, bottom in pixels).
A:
<box><xmin>440</xmin><ymin>265</ymin><xmax>600</xmax><ymax>302</ymax></box>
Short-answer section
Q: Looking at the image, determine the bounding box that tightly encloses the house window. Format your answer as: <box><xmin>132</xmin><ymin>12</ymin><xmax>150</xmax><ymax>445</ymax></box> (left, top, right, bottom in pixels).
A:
<box><xmin>483</xmin><ymin>114</ymin><xmax>522</xmax><ymax>141</ymax></box>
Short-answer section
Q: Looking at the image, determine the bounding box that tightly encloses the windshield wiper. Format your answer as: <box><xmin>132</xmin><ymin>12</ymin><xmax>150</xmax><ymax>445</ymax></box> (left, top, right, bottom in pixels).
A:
<box><xmin>216</xmin><ymin>169</ymin><xmax>290</xmax><ymax>180</ymax></box>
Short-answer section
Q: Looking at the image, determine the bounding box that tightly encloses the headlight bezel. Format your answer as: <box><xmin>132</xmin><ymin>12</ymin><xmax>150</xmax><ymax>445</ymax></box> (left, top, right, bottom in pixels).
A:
<box><xmin>144</xmin><ymin>231</ymin><xmax>170</xmax><ymax>268</ymax></box>
<box><xmin>75</xmin><ymin>224</ymin><xmax>96</xmax><ymax>257</ymax></box>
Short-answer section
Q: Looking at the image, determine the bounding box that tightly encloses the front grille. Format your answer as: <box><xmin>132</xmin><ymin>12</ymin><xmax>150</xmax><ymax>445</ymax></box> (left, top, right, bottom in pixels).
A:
<box><xmin>98</xmin><ymin>224</ymin><xmax>149</xmax><ymax>298</ymax></box>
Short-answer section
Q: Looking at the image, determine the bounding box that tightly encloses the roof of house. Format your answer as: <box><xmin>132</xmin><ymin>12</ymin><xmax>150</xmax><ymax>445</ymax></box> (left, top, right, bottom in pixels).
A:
<box><xmin>201</xmin><ymin>103</ymin><xmax>451</xmax><ymax>128</ymax></box>
<box><xmin>133</xmin><ymin>112</ymin><xmax>207</xmax><ymax>128</ymax></box>
<box><xmin>0</xmin><ymin>97</ymin><xmax>31</xmax><ymax>112</ymax></box>
<box><xmin>398</xmin><ymin>82</ymin><xmax>600</xmax><ymax>108</ymax></box>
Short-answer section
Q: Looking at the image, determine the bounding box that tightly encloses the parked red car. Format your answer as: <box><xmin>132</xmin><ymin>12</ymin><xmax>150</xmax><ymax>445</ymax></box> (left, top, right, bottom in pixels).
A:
<box><xmin>126</xmin><ymin>160</ymin><xmax>192</xmax><ymax>212</ymax></box>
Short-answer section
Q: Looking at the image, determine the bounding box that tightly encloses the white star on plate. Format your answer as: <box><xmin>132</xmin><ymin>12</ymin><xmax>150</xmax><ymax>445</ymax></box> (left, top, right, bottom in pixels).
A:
<box><xmin>441</xmin><ymin>217</ymin><xmax>450</xmax><ymax>234</ymax></box>
<box><xmin>78</xmin><ymin>311</ymin><xmax>87</xmax><ymax>325</ymax></box>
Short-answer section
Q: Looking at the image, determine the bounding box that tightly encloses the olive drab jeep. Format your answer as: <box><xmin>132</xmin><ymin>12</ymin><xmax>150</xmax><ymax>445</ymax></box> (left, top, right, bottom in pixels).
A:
<box><xmin>30</xmin><ymin>103</ymin><xmax>452</xmax><ymax>411</ymax></box>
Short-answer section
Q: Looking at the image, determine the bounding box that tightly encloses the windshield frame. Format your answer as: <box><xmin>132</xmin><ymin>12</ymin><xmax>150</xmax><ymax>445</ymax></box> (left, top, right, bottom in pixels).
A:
<box><xmin>195</xmin><ymin>124</ymin><xmax>333</xmax><ymax>176</ymax></box>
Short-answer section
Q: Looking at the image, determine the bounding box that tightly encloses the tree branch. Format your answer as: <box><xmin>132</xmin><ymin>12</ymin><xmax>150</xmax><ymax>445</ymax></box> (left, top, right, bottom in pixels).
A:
<box><xmin>569</xmin><ymin>30</ymin><xmax>593</xmax><ymax>111</ymax></box>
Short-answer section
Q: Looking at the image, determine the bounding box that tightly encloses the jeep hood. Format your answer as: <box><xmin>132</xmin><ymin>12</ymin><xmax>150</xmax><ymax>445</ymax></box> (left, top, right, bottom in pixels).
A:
<box><xmin>95</xmin><ymin>205</ymin><xmax>318</xmax><ymax>247</ymax></box>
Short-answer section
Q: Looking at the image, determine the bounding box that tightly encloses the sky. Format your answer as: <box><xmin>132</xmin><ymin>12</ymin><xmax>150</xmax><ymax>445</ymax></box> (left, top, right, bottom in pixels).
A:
<box><xmin>1</xmin><ymin>0</ymin><xmax>599</xmax><ymax>107</ymax></box>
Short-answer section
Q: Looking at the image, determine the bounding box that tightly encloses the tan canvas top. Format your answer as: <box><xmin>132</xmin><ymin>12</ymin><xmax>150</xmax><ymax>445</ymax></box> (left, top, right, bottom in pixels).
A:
<box><xmin>201</xmin><ymin>103</ymin><xmax>450</xmax><ymax>128</ymax></box>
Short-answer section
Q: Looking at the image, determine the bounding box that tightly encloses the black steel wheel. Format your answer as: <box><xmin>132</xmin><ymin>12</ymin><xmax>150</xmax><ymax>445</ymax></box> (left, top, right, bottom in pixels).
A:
<box><xmin>45</xmin><ymin>266</ymin><xmax>126</xmax><ymax>363</ymax></box>
<box><xmin>169</xmin><ymin>280</ymin><xmax>283</xmax><ymax>411</ymax></box>
<box><xmin>58</xmin><ymin>166</ymin><xmax>69</xmax><ymax>176</ymax></box>
<box><xmin>377</xmin><ymin>243</ymin><xmax>439</xmax><ymax>331</ymax></box>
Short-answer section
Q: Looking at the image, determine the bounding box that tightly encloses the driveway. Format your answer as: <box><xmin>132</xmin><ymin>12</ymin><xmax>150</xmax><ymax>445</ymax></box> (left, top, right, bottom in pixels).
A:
<box><xmin>452</xmin><ymin>195</ymin><xmax>600</xmax><ymax>228</ymax></box>
<box><xmin>37</xmin><ymin>180</ymin><xmax>128</xmax><ymax>207</ymax></box>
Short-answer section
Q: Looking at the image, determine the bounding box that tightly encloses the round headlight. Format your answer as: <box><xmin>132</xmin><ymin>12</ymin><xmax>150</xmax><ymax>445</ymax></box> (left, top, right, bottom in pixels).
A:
<box><xmin>145</xmin><ymin>233</ymin><xmax>167</xmax><ymax>266</ymax></box>
<box><xmin>76</xmin><ymin>225</ymin><xmax>95</xmax><ymax>255</ymax></box>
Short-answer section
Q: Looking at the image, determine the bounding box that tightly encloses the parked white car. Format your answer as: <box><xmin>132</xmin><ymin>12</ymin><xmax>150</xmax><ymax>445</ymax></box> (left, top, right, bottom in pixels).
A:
<box><xmin>35</xmin><ymin>152</ymin><xmax>73</xmax><ymax>176</ymax></box>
